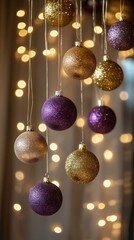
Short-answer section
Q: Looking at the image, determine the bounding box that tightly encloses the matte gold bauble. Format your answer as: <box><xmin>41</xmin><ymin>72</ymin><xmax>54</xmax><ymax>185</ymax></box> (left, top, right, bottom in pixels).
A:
<box><xmin>92</xmin><ymin>55</ymin><xmax>123</xmax><ymax>91</ymax></box>
<box><xmin>63</xmin><ymin>43</ymin><xmax>97</xmax><ymax>80</ymax></box>
<box><xmin>14</xmin><ymin>128</ymin><xmax>48</xmax><ymax>164</ymax></box>
<box><xmin>65</xmin><ymin>143</ymin><xmax>99</xmax><ymax>184</ymax></box>
<box><xmin>44</xmin><ymin>0</ymin><xmax>75</xmax><ymax>27</ymax></box>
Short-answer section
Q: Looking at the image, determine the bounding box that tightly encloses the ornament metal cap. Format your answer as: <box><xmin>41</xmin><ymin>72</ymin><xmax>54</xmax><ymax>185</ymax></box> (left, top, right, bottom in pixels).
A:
<box><xmin>26</xmin><ymin>125</ymin><xmax>34</xmax><ymax>131</ymax></box>
<box><xmin>119</xmin><ymin>16</ymin><xmax>124</xmax><ymax>21</ymax></box>
<box><xmin>103</xmin><ymin>55</ymin><xmax>111</xmax><ymax>61</ymax></box>
<box><xmin>78</xmin><ymin>143</ymin><xmax>87</xmax><ymax>150</ymax></box>
<box><xmin>98</xmin><ymin>98</ymin><xmax>103</xmax><ymax>106</ymax></box>
<box><xmin>55</xmin><ymin>90</ymin><xmax>63</xmax><ymax>96</ymax></box>
<box><xmin>75</xmin><ymin>41</ymin><xmax>82</xmax><ymax>47</ymax></box>
<box><xmin>43</xmin><ymin>176</ymin><xmax>51</xmax><ymax>183</ymax></box>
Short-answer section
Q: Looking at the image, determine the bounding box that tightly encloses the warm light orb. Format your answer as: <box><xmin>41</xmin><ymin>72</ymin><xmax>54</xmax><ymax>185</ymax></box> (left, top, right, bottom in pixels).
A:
<box><xmin>115</xmin><ymin>12</ymin><xmax>121</xmax><ymax>20</ymax></box>
<box><xmin>76</xmin><ymin>117</ymin><xmax>85</xmax><ymax>127</ymax></box>
<box><xmin>52</xmin><ymin>154</ymin><xmax>60</xmax><ymax>162</ymax></box>
<box><xmin>50</xmin><ymin>30</ymin><xmax>58</xmax><ymax>37</ymax></box>
<box><xmin>16</xmin><ymin>10</ymin><xmax>25</xmax><ymax>17</ymax></box>
<box><xmin>91</xmin><ymin>134</ymin><xmax>104</xmax><ymax>144</ymax></box>
<box><xmin>119</xmin><ymin>91</ymin><xmax>129</xmax><ymax>101</ymax></box>
<box><xmin>103</xmin><ymin>150</ymin><xmax>113</xmax><ymax>161</ymax></box>
<box><xmin>53</xmin><ymin>226</ymin><xmax>62</xmax><ymax>233</ymax></box>
<box><xmin>86</xmin><ymin>203</ymin><xmax>95</xmax><ymax>210</ymax></box>
<box><xmin>98</xmin><ymin>202</ymin><xmax>105</xmax><ymax>210</ymax></box>
<box><xmin>38</xmin><ymin>13</ymin><xmax>44</xmax><ymax>20</ymax></box>
<box><xmin>15</xmin><ymin>89</ymin><xmax>24</xmax><ymax>97</ymax></box>
<box><xmin>13</xmin><ymin>203</ymin><xmax>22</xmax><ymax>211</ymax></box>
<box><xmin>43</xmin><ymin>49</ymin><xmax>50</xmax><ymax>56</ymax></box>
<box><xmin>113</xmin><ymin>222</ymin><xmax>121</xmax><ymax>230</ymax></box>
<box><xmin>17</xmin><ymin>80</ymin><xmax>26</xmax><ymax>89</ymax></box>
<box><xmin>83</xmin><ymin>40</ymin><xmax>95</xmax><ymax>48</ymax></box>
<box><xmin>103</xmin><ymin>179</ymin><xmax>111</xmax><ymax>188</ymax></box>
<box><xmin>17</xmin><ymin>122</ymin><xmax>25</xmax><ymax>131</ymax></box>
<box><xmin>50</xmin><ymin>143</ymin><xmax>58</xmax><ymax>151</ymax></box>
<box><xmin>28</xmin><ymin>26</ymin><xmax>33</xmax><ymax>33</ymax></box>
<box><xmin>106</xmin><ymin>215</ymin><xmax>117</xmax><ymax>222</ymax></box>
<box><xmin>98</xmin><ymin>219</ymin><xmax>106</xmax><ymax>227</ymax></box>
<box><xmin>49</xmin><ymin>48</ymin><xmax>57</xmax><ymax>56</ymax></box>
<box><xmin>120</xmin><ymin>133</ymin><xmax>133</xmax><ymax>143</ymax></box>
<box><xmin>18</xmin><ymin>29</ymin><xmax>28</xmax><ymax>37</ymax></box>
<box><xmin>72</xmin><ymin>22</ymin><xmax>81</xmax><ymax>29</ymax></box>
<box><xmin>15</xmin><ymin>171</ymin><xmax>25</xmax><ymax>181</ymax></box>
<box><xmin>94</xmin><ymin>26</ymin><xmax>103</xmax><ymax>34</ymax></box>
<box><xmin>38</xmin><ymin>123</ymin><xmax>47</xmax><ymax>132</ymax></box>
<box><xmin>17</xmin><ymin>22</ymin><xmax>26</xmax><ymax>29</ymax></box>
<box><xmin>21</xmin><ymin>54</ymin><xmax>29</xmax><ymax>62</ymax></box>
<box><xmin>108</xmin><ymin>199</ymin><xmax>117</xmax><ymax>206</ymax></box>
<box><xmin>17</xmin><ymin>46</ymin><xmax>26</xmax><ymax>54</ymax></box>
<box><xmin>83</xmin><ymin>77</ymin><xmax>92</xmax><ymax>85</ymax></box>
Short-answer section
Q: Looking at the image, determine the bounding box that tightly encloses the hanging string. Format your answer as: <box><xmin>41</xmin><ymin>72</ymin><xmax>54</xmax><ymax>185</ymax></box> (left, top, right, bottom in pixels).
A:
<box><xmin>102</xmin><ymin>0</ymin><xmax>108</xmax><ymax>56</ymax></box>
<box><xmin>75</xmin><ymin>0</ymin><xmax>80</xmax><ymax>42</ymax></box>
<box><xmin>79</xmin><ymin>0</ymin><xmax>84</xmax><ymax>143</ymax></box>
<box><xmin>92</xmin><ymin>0</ymin><xmax>96</xmax><ymax>43</ymax></box>
<box><xmin>120</xmin><ymin>0</ymin><xmax>125</xmax><ymax>20</ymax></box>
<box><xmin>44</xmin><ymin>0</ymin><xmax>49</xmax><ymax>178</ymax></box>
<box><xmin>80</xmin><ymin>81</ymin><xmax>84</xmax><ymax>143</ymax></box>
<box><xmin>27</xmin><ymin>0</ymin><xmax>34</xmax><ymax>126</ymax></box>
<box><xmin>79</xmin><ymin>0</ymin><xmax>83</xmax><ymax>43</ymax></box>
<box><xmin>57</xmin><ymin>0</ymin><xmax>63</xmax><ymax>92</ymax></box>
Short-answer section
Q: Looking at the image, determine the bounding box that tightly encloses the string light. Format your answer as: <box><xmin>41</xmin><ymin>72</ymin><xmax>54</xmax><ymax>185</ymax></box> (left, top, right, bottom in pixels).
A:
<box><xmin>38</xmin><ymin>123</ymin><xmax>47</xmax><ymax>132</ymax></box>
<box><xmin>17</xmin><ymin>80</ymin><xmax>26</xmax><ymax>88</ymax></box>
<box><xmin>16</xmin><ymin>10</ymin><xmax>25</xmax><ymax>17</ymax></box>
<box><xmin>17</xmin><ymin>122</ymin><xmax>25</xmax><ymax>131</ymax></box>
<box><xmin>13</xmin><ymin>203</ymin><xmax>22</xmax><ymax>211</ymax></box>
<box><xmin>103</xmin><ymin>179</ymin><xmax>111</xmax><ymax>188</ymax></box>
<box><xmin>15</xmin><ymin>171</ymin><xmax>25</xmax><ymax>180</ymax></box>
<box><xmin>49</xmin><ymin>143</ymin><xmax>58</xmax><ymax>151</ymax></box>
<box><xmin>15</xmin><ymin>89</ymin><xmax>24</xmax><ymax>97</ymax></box>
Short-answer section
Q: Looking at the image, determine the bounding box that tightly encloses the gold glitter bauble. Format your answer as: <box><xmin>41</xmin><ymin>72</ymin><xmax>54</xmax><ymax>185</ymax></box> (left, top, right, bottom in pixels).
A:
<box><xmin>65</xmin><ymin>144</ymin><xmax>99</xmax><ymax>184</ymax></box>
<box><xmin>14</xmin><ymin>130</ymin><xmax>48</xmax><ymax>164</ymax></box>
<box><xmin>63</xmin><ymin>44</ymin><xmax>97</xmax><ymax>80</ymax></box>
<box><xmin>92</xmin><ymin>55</ymin><xmax>123</xmax><ymax>91</ymax></box>
<box><xmin>44</xmin><ymin>0</ymin><xmax>75</xmax><ymax>27</ymax></box>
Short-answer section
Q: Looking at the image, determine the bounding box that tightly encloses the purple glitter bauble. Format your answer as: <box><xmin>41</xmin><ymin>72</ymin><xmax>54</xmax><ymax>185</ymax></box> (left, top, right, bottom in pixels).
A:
<box><xmin>87</xmin><ymin>106</ymin><xmax>116</xmax><ymax>134</ymax></box>
<box><xmin>29</xmin><ymin>181</ymin><xmax>63</xmax><ymax>216</ymax></box>
<box><xmin>41</xmin><ymin>95</ymin><xmax>77</xmax><ymax>131</ymax></box>
<box><xmin>107</xmin><ymin>20</ymin><xmax>134</xmax><ymax>50</ymax></box>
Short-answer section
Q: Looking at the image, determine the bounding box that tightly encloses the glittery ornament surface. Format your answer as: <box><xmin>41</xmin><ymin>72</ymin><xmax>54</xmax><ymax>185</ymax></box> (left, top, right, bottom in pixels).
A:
<box><xmin>107</xmin><ymin>20</ymin><xmax>134</xmax><ymax>50</ymax></box>
<box><xmin>29</xmin><ymin>182</ymin><xmax>63</xmax><ymax>216</ymax></box>
<box><xmin>65</xmin><ymin>144</ymin><xmax>99</xmax><ymax>184</ymax></box>
<box><xmin>14</xmin><ymin>131</ymin><xmax>47</xmax><ymax>164</ymax></box>
<box><xmin>41</xmin><ymin>95</ymin><xmax>77</xmax><ymax>131</ymax></box>
<box><xmin>87</xmin><ymin>105</ymin><xmax>116</xmax><ymax>134</ymax></box>
<box><xmin>44</xmin><ymin>0</ymin><xmax>75</xmax><ymax>27</ymax></box>
<box><xmin>63</xmin><ymin>46</ymin><xmax>96</xmax><ymax>80</ymax></box>
<box><xmin>92</xmin><ymin>59</ymin><xmax>123</xmax><ymax>91</ymax></box>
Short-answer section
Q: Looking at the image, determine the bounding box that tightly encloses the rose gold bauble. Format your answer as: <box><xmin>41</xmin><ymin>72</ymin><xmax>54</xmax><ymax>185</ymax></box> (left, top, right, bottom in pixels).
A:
<box><xmin>65</xmin><ymin>143</ymin><xmax>99</xmax><ymax>184</ymax></box>
<box><xmin>92</xmin><ymin>55</ymin><xmax>123</xmax><ymax>91</ymax></box>
<box><xmin>63</xmin><ymin>42</ymin><xmax>97</xmax><ymax>80</ymax></box>
<box><xmin>14</xmin><ymin>127</ymin><xmax>48</xmax><ymax>164</ymax></box>
<box><xmin>44</xmin><ymin>0</ymin><xmax>75</xmax><ymax>27</ymax></box>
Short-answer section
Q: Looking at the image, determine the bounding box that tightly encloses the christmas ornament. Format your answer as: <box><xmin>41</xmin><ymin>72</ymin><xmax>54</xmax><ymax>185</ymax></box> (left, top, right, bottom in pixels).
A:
<box><xmin>41</xmin><ymin>91</ymin><xmax>77</xmax><ymax>131</ymax></box>
<box><xmin>14</xmin><ymin>126</ymin><xmax>47</xmax><ymax>164</ymax></box>
<box><xmin>92</xmin><ymin>55</ymin><xmax>123</xmax><ymax>91</ymax></box>
<box><xmin>107</xmin><ymin>20</ymin><xmax>134</xmax><ymax>50</ymax></box>
<box><xmin>65</xmin><ymin>143</ymin><xmax>99</xmax><ymax>184</ymax></box>
<box><xmin>87</xmin><ymin>105</ymin><xmax>116</xmax><ymax>134</ymax></box>
<box><xmin>29</xmin><ymin>178</ymin><xmax>63</xmax><ymax>216</ymax></box>
<box><xmin>44</xmin><ymin>0</ymin><xmax>75</xmax><ymax>27</ymax></box>
<box><xmin>62</xmin><ymin>42</ymin><xmax>96</xmax><ymax>80</ymax></box>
